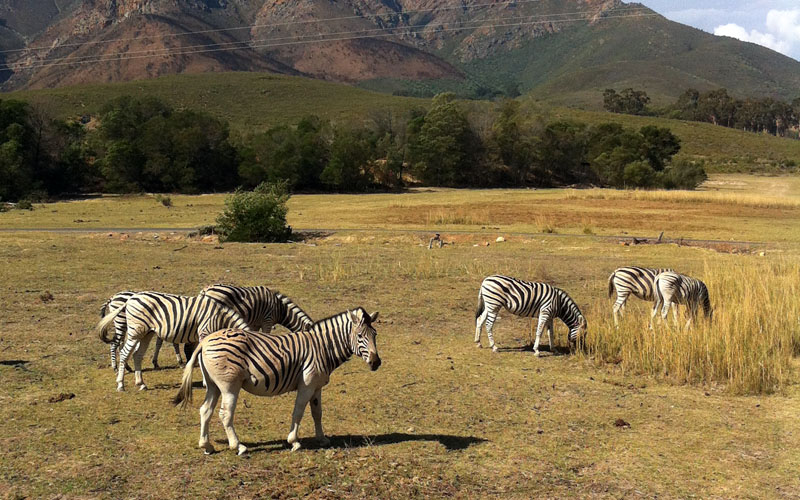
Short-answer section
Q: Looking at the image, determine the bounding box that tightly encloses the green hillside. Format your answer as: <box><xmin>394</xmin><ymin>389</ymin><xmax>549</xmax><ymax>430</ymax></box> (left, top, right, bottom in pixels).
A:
<box><xmin>6</xmin><ymin>71</ymin><xmax>800</xmax><ymax>170</ymax></box>
<box><xmin>6</xmin><ymin>72</ymin><xmax>429</xmax><ymax>134</ymax></box>
<box><xmin>361</xmin><ymin>6</ymin><xmax>800</xmax><ymax>109</ymax></box>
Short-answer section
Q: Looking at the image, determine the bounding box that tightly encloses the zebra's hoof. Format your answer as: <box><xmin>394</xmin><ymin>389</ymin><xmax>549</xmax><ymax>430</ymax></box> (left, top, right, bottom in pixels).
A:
<box><xmin>138</xmin><ymin>384</ymin><xmax>148</xmax><ymax>391</ymax></box>
<box><xmin>317</xmin><ymin>436</ymin><xmax>331</xmax><ymax>447</ymax></box>
<box><xmin>474</xmin><ymin>342</ymin><xmax>482</xmax><ymax>349</ymax></box>
<box><xmin>491</xmin><ymin>345</ymin><xmax>499</xmax><ymax>353</ymax></box>
<box><xmin>237</xmin><ymin>444</ymin><xmax>248</xmax><ymax>456</ymax></box>
<box><xmin>534</xmin><ymin>350</ymin><xmax>541</xmax><ymax>357</ymax></box>
<box><xmin>116</xmin><ymin>385</ymin><xmax>125</xmax><ymax>392</ymax></box>
<box><xmin>290</xmin><ymin>442</ymin><xmax>301</xmax><ymax>452</ymax></box>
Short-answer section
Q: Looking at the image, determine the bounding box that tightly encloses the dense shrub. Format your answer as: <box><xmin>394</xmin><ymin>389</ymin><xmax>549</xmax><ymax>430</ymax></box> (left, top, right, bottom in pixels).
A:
<box><xmin>659</xmin><ymin>160</ymin><xmax>708</xmax><ymax>189</ymax></box>
<box><xmin>215</xmin><ymin>181</ymin><xmax>292</xmax><ymax>243</ymax></box>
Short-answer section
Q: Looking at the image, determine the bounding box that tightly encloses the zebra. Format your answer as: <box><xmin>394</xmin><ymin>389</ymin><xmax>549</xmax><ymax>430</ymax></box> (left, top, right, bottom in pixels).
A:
<box><xmin>199</xmin><ymin>284</ymin><xmax>314</xmax><ymax>333</ymax></box>
<box><xmin>96</xmin><ymin>292</ymin><xmax>250</xmax><ymax>392</ymax></box>
<box><xmin>651</xmin><ymin>271</ymin><xmax>712</xmax><ymax>329</ymax></box>
<box><xmin>100</xmin><ymin>291</ymin><xmax>193</xmax><ymax>371</ymax></box>
<box><xmin>607</xmin><ymin>266</ymin><xmax>673</xmax><ymax>325</ymax></box>
<box><xmin>173</xmin><ymin>308</ymin><xmax>381</xmax><ymax>455</ymax></box>
<box><xmin>474</xmin><ymin>275</ymin><xmax>587</xmax><ymax>356</ymax></box>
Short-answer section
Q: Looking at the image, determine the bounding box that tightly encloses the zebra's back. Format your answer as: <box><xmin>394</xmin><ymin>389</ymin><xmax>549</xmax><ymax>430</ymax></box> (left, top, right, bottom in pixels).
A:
<box><xmin>610</xmin><ymin>266</ymin><xmax>672</xmax><ymax>301</ymax></box>
<box><xmin>480</xmin><ymin>275</ymin><xmax>562</xmax><ymax>317</ymax></box>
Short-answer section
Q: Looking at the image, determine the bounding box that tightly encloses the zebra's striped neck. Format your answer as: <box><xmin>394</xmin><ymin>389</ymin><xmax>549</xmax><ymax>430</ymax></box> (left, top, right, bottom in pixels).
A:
<box><xmin>556</xmin><ymin>292</ymin><xmax>585</xmax><ymax>341</ymax></box>
<box><xmin>275</xmin><ymin>293</ymin><xmax>314</xmax><ymax>332</ymax></box>
<box><xmin>308</xmin><ymin>312</ymin><xmax>356</xmax><ymax>375</ymax></box>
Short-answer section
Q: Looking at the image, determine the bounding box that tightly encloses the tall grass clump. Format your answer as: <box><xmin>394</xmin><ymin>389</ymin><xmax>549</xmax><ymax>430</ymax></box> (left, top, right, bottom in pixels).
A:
<box><xmin>583</xmin><ymin>259</ymin><xmax>800</xmax><ymax>394</ymax></box>
<box><xmin>425</xmin><ymin>207</ymin><xmax>490</xmax><ymax>226</ymax></box>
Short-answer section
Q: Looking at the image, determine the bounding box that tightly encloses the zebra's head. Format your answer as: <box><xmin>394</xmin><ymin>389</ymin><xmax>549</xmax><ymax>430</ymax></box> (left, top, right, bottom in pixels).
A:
<box><xmin>569</xmin><ymin>315</ymin><xmax>588</xmax><ymax>348</ymax></box>
<box><xmin>348</xmin><ymin>308</ymin><xmax>381</xmax><ymax>371</ymax></box>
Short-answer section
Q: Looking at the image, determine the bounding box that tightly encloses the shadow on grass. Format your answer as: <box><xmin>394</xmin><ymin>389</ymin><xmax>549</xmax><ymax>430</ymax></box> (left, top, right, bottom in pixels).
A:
<box><xmin>496</xmin><ymin>345</ymin><xmax>573</xmax><ymax>356</ymax></box>
<box><xmin>237</xmin><ymin>433</ymin><xmax>487</xmax><ymax>454</ymax></box>
<box><xmin>0</xmin><ymin>359</ymin><xmax>29</xmax><ymax>366</ymax></box>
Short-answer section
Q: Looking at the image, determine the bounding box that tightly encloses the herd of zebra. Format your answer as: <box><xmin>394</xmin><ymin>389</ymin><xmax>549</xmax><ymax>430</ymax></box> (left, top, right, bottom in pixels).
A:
<box><xmin>94</xmin><ymin>267</ymin><xmax>711</xmax><ymax>455</ymax></box>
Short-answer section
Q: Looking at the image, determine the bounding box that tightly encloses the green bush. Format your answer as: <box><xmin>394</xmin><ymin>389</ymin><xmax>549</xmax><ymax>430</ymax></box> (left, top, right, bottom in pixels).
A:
<box><xmin>659</xmin><ymin>160</ymin><xmax>708</xmax><ymax>189</ymax></box>
<box><xmin>154</xmin><ymin>194</ymin><xmax>172</xmax><ymax>207</ymax></box>
<box><xmin>16</xmin><ymin>199</ymin><xmax>33</xmax><ymax>210</ymax></box>
<box><xmin>216</xmin><ymin>181</ymin><xmax>292</xmax><ymax>243</ymax></box>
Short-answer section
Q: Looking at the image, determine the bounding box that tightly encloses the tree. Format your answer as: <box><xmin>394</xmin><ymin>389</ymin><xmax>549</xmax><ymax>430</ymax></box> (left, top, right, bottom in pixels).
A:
<box><xmin>408</xmin><ymin>93</ymin><xmax>479</xmax><ymax>186</ymax></box>
<box><xmin>320</xmin><ymin>127</ymin><xmax>375</xmax><ymax>191</ymax></box>
<box><xmin>639</xmin><ymin>126</ymin><xmax>681</xmax><ymax>171</ymax></box>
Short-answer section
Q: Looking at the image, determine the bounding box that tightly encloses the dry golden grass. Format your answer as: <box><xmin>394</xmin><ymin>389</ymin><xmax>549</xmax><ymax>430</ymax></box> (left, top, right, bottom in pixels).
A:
<box><xmin>563</xmin><ymin>188</ymin><xmax>800</xmax><ymax>209</ymax></box>
<box><xmin>584</xmin><ymin>259</ymin><xmax>800</xmax><ymax>394</ymax></box>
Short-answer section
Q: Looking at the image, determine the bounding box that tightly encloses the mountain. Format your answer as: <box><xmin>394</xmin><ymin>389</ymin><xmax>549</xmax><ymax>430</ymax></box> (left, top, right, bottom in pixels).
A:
<box><xmin>1</xmin><ymin>0</ymin><xmax>799</xmax><ymax>105</ymax></box>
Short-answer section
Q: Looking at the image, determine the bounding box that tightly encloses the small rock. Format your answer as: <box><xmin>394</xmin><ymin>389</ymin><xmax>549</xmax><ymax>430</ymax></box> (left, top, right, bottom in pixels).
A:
<box><xmin>614</xmin><ymin>418</ymin><xmax>630</xmax><ymax>428</ymax></box>
<box><xmin>496</xmin><ymin>236</ymin><xmax>505</xmax><ymax>243</ymax></box>
<box><xmin>406</xmin><ymin>427</ymin><xmax>415</xmax><ymax>433</ymax></box>
<box><xmin>759</xmin><ymin>251</ymin><xmax>766</xmax><ymax>257</ymax></box>
<box><xmin>39</xmin><ymin>291</ymin><xmax>54</xmax><ymax>303</ymax></box>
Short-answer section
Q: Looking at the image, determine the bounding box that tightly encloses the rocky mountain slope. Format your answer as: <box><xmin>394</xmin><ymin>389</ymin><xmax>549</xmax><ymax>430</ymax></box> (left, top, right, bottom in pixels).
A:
<box><xmin>1</xmin><ymin>0</ymin><xmax>798</xmax><ymax>103</ymax></box>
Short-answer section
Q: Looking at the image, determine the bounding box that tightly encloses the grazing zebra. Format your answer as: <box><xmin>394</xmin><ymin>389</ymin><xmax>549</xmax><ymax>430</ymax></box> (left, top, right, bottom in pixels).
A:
<box><xmin>173</xmin><ymin>308</ymin><xmax>381</xmax><ymax>455</ymax></box>
<box><xmin>651</xmin><ymin>271</ymin><xmax>712</xmax><ymax>329</ymax></box>
<box><xmin>200</xmin><ymin>284</ymin><xmax>314</xmax><ymax>333</ymax></box>
<box><xmin>608</xmin><ymin>266</ymin><xmax>673</xmax><ymax>325</ymax></box>
<box><xmin>101</xmin><ymin>291</ymin><xmax>194</xmax><ymax>370</ymax></box>
<box><xmin>96</xmin><ymin>292</ymin><xmax>249</xmax><ymax>391</ymax></box>
<box><xmin>474</xmin><ymin>275</ymin><xmax>587</xmax><ymax>356</ymax></box>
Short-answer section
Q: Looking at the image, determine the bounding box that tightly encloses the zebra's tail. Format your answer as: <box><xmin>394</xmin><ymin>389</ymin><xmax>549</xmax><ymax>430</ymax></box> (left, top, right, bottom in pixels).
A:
<box><xmin>173</xmin><ymin>343</ymin><xmax>202</xmax><ymax>409</ymax></box>
<box><xmin>607</xmin><ymin>272</ymin><xmax>616</xmax><ymax>298</ymax></box>
<box><xmin>96</xmin><ymin>303</ymin><xmax>125</xmax><ymax>344</ymax></box>
<box><xmin>475</xmin><ymin>291</ymin><xmax>485</xmax><ymax>320</ymax></box>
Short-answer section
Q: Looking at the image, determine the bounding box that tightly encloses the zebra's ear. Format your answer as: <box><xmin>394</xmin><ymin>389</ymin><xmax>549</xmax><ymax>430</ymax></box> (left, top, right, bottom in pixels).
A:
<box><xmin>348</xmin><ymin>309</ymin><xmax>362</xmax><ymax>324</ymax></box>
<box><xmin>369</xmin><ymin>311</ymin><xmax>379</xmax><ymax>323</ymax></box>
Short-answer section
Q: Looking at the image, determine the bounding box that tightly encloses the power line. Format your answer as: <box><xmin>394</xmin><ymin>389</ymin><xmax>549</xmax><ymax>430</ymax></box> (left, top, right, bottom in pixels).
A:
<box><xmin>3</xmin><ymin>11</ymin><xmax>658</xmax><ymax>73</ymax></box>
<box><xmin>10</xmin><ymin>7</ymin><xmax>652</xmax><ymax>68</ymax></box>
<box><xmin>0</xmin><ymin>1</ymin><xmax>650</xmax><ymax>56</ymax></box>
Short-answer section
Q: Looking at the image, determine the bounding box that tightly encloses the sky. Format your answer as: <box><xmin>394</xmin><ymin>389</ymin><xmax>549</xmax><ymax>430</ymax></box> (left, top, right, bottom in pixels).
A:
<box><xmin>636</xmin><ymin>0</ymin><xmax>800</xmax><ymax>60</ymax></box>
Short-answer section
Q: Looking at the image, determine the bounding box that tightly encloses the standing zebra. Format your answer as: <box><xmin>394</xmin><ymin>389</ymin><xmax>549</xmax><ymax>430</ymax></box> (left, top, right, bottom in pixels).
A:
<box><xmin>608</xmin><ymin>266</ymin><xmax>673</xmax><ymax>325</ymax></box>
<box><xmin>474</xmin><ymin>275</ymin><xmax>587</xmax><ymax>356</ymax></box>
<box><xmin>96</xmin><ymin>292</ymin><xmax>250</xmax><ymax>391</ymax></box>
<box><xmin>651</xmin><ymin>271</ymin><xmax>712</xmax><ymax>329</ymax></box>
<box><xmin>200</xmin><ymin>284</ymin><xmax>314</xmax><ymax>333</ymax></box>
<box><xmin>174</xmin><ymin>308</ymin><xmax>381</xmax><ymax>455</ymax></box>
<box><xmin>101</xmin><ymin>291</ymin><xmax>194</xmax><ymax>370</ymax></box>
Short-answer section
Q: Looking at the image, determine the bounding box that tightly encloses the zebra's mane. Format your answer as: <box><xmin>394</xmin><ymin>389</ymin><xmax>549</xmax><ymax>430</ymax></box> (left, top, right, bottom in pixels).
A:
<box><xmin>312</xmin><ymin>307</ymin><xmax>371</xmax><ymax>327</ymax></box>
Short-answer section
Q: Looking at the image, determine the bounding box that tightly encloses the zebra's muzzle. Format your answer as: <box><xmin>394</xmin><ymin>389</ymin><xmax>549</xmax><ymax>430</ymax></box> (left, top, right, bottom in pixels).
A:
<box><xmin>368</xmin><ymin>353</ymin><xmax>382</xmax><ymax>371</ymax></box>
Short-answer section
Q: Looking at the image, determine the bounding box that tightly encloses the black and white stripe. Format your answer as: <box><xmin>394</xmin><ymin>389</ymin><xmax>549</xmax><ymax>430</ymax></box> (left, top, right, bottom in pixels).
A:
<box><xmin>101</xmin><ymin>291</ymin><xmax>192</xmax><ymax>370</ymax></box>
<box><xmin>173</xmin><ymin>308</ymin><xmax>381</xmax><ymax>454</ymax></box>
<box><xmin>96</xmin><ymin>292</ymin><xmax>249</xmax><ymax>391</ymax></box>
<box><xmin>651</xmin><ymin>271</ymin><xmax>712</xmax><ymax>328</ymax></box>
<box><xmin>608</xmin><ymin>266</ymin><xmax>673</xmax><ymax>324</ymax></box>
<box><xmin>200</xmin><ymin>284</ymin><xmax>314</xmax><ymax>333</ymax></box>
<box><xmin>474</xmin><ymin>275</ymin><xmax>587</xmax><ymax>355</ymax></box>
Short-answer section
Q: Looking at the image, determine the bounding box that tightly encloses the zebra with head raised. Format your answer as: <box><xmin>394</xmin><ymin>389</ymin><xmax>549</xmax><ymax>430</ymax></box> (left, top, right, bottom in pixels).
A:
<box><xmin>96</xmin><ymin>292</ymin><xmax>250</xmax><ymax>392</ymax></box>
<box><xmin>651</xmin><ymin>271</ymin><xmax>712</xmax><ymax>329</ymax></box>
<box><xmin>173</xmin><ymin>307</ymin><xmax>381</xmax><ymax>455</ymax></box>
<box><xmin>608</xmin><ymin>266</ymin><xmax>673</xmax><ymax>325</ymax></box>
<box><xmin>199</xmin><ymin>284</ymin><xmax>314</xmax><ymax>333</ymax></box>
<box><xmin>101</xmin><ymin>291</ymin><xmax>193</xmax><ymax>371</ymax></box>
<box><xmin>474</xmin><ymin>275</ymin><xmax>587</xmax><ymax>356</ymax></box>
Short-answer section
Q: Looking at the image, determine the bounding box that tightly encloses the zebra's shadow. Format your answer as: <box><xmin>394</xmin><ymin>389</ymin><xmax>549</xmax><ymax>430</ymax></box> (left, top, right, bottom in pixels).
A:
<box><xmin>495</xmin><ymin>344</ymin><xmax>572</xmax><ymax>356</ymax></box>
<box><xmin>237</xmin><ymin>432</ymin><xmax>487</xmax><ymax>454</ymax></box>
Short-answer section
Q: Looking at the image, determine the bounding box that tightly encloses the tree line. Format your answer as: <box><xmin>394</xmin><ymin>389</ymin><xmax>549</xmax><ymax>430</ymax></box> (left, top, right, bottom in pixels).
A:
<box><xmin>603</xmin><ymin>87</ymin><xmax>800</xmax><ymax>138</ymax></box>
<box><xmin>1</xmin><ymin>93</ymin><xmax>704</xmax><ymax>203</ymax></box>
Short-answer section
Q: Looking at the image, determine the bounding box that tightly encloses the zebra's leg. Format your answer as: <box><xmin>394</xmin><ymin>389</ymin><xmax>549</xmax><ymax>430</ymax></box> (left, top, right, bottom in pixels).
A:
<box><xmin>547</xmin><ymin>318</ymin><xmax>555</xmax><ymax>352</ymax></box>
<box><xmin>287</xmin><ymin>385</ymin><xmax>315</xmax><ymax>451</ymax></box>
<box><xmin>198</xmin><ymin>376</ymin><xmax>220</xmax><ymax>455</ymax></box>
<box><xmin>484</xmin><ymin>310</ymin><xmax>500</xmax><ymax>352</ymax></box>
<box><xmin>132</xmin><ymin>332</ymin><xmax>155</xmax><ymax>390</ymax></box>
<box><xmin>671</xmin><ymin>303</ymin><xmax>680</xmax><ymax>328</ymax></box>
<box><xmin>219</xmin><ymin>385</ymin><xmax>247</xmax><ymax>455</ymax></box>
<box><xmin>152</xmin><ymin>337</ymin><xmax>163</xmax><ymax>369</ymax></box>
<box><xmin>310</xmin><ymin>387</ymin><xmax>330</xmax><ymax>447</ymax></box>
<box><xmin>474</xmin><ymin>309</ymin><xmax>488</xmax><ymax>347</ymax></box>
<box><xmin>110</xmin><ymin>341</ymin><xmax>118</xmax><ymax>371</ymax></box>
<box><xmin>172</xmin><ymin>343</ymin><xmax>183</xmax><ymax>366</ymax></box>
<box><xmin>533</xmin><ymin>312</ymin><xmax>550</xmax><ymax>357</ymax></box>
<box><xmin>116</xmin><ymin>335</ymin><xmax>139</xmax><ymax>391</ymax></box>
<box><xmin>612</xmin><ymin>292</ymin><xmax>628</xmax><ymax>327</ymax></box>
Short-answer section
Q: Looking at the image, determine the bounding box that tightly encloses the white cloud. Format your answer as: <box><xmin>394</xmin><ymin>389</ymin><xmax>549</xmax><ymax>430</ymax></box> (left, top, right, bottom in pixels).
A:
<box><xmin>713</xmin><ymin>9</ymin><xmax>800</xmax><ymax>59</ymax></box>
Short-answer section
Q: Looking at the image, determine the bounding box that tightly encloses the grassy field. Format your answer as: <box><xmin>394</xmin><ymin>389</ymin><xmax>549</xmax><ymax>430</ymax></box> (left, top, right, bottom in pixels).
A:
<box><xmin>7</xmin><ymin>71</ymin><xmax>800</xmax><ymax>170</ymax></box>
<box><xmin>3</xmin><ymin>174</ymin><xmax>800</xmax><ymax>244</ymax></box>
<box><xmin>2</xmin><ymin>175</ymin><xmax>800</xmax><ymax>497</ymax></box>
